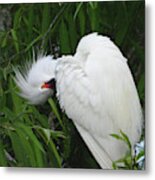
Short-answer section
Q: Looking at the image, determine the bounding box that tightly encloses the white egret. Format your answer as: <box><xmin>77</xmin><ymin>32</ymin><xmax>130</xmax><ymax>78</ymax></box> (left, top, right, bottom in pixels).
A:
<box><xmin>15</xmin><ymin>33</ymin><xmax>143</xmax><ymax>169</ymax></box>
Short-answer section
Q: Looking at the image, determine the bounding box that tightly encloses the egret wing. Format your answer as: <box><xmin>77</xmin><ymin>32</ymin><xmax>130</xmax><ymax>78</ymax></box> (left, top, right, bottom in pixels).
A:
<box><xmin>56</xmin><ymin>56</ymin><xmax>122</xmax><ymax>168</ymax></box>
<box><xmin>55</xmin><ymin>43</ymin><xmax>142</xmax><ymax>168</ymax></box>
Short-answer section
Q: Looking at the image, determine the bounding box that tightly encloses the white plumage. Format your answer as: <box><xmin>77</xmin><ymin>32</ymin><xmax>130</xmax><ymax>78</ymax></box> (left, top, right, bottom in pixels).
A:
<box><xmin>15</xmin><ymin>55</ymin><xmax>56</xmax><ymax>104</ymax></box>
<box><xmin>15</xmin><ymin>33</ymin><xmax>143</xmax><ymax>169</ymax></box>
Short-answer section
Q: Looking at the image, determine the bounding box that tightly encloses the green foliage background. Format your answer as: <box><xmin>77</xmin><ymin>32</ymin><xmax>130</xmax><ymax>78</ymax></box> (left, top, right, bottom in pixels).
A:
<box><xmin>0</xmin><ymin>1</ymin><xmax>145</xmax><ymax>168</ymax></box>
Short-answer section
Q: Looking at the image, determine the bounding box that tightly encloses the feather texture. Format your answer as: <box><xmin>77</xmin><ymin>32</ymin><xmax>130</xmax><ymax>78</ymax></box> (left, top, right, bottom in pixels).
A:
<box><xmin>14</xmin><ymin>55</ymin><xmax>57</xmax><ymax>104</ymax></box>
<box><xmin>55</xmin><ymin>33</ymin><xmax>143</xmax><ymax>168</ymax></box>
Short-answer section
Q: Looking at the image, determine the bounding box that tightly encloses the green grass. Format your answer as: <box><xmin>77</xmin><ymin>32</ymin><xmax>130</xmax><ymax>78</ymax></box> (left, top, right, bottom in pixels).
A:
<box><xmin>0</xmin><ymin>1</ymin><xmax>145</xmax><ymax>169</ymax></box>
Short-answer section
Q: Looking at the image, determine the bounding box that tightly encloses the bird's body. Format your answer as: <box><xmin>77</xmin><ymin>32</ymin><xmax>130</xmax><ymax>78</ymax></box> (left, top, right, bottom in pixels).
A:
<box><xmin>15</xmin><ymin>33</ymin><xmax>143</xmax><ymax>169</ymax></box>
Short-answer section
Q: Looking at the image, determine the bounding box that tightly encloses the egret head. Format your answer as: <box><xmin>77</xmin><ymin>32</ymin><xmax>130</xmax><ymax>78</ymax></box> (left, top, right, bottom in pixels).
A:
<box><xmin>14</xmin><ymin>55</ymin><xmax>57</xmax><ymax>104</ymax></box>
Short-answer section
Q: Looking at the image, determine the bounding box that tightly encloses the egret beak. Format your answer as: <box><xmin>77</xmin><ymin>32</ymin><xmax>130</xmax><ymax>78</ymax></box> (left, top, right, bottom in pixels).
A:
<box><xmin>41</xmin><ymin>79</ymin><xmax>55</xmax><ymax>89</ymax></box>
<box><xmin>41</xmin><ymin>83</ymin><xmax>54</xmax><ymax>89</ymax></box>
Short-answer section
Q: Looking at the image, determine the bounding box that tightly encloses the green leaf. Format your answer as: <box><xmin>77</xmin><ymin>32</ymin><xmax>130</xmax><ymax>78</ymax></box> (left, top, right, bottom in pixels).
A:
<box><xmin>16</xmin><ymin>123</ymin><xmax>45</xmax><ymax>153</ymax></box>
<box><xmin>110</xmin><ymin>133</ymin><xmax>123</xmax><ymax>141</ymax></box>
<box><xmin>9</xmin><ymin>131</ymin><xmax>30</xmax><ymax>166</ymax></box>
<box><xmin>0</xmin><ymin>141</ymin><xmax>7</xmax><ymax>166</ymax></box>
<box><xmin>25</xmin><ymin>34</ymin><xmax>43</xmax><ymax>52</ymax></box>
<box><xmin>59</xmin><ymin>19</ymin><xmax>71</xmax><ymax>54</ymax></box>
<box><xmin>111</xmin><ymin>130</ymin><xmax>131</xmax><ymax>150</ymax></box>
<box><xmin>130</xmin><ymin>40</ymin><xmax>144</xmax><ymax>62</ymax></box>
<box><xmin>1</xmin><ymin>32</ymin><xmax>8</xmax><ymax>48</ymax></box>
<box><xmin>120</xmin><ymin>130</ymin><xmax>132</xmax><ymax>150</ymax></box>
<box><xmin>78</xmin><ymin>8</ymin><xmax>86</xmax><ymax>36</ymax></box>
<box><xmin>47</xmin><ymin>139</ymin><xmax>62</xmax><ymax>167</ymax></box>
<box><xmin>67</xmin><ymin>18</ymin><xmax>78</xmax><ymax>53</ymax></box>
<box><xmin>8</xmin><ymin>76</ymin><xmax>24</xmax><ymax>115</ymax></box>
<box><xmin>138</xmin><ymin>73</ymin><xmax>145</xmax><ymax>100</ymax></box>
<box><xmin>27</xmin><ymin>5</ymin><xmax>35</xmax><ymax>41</ymax></box>
<box><xmin>2</xmin><ymin>107</ymin><xmax>16</xmax><ymax>121</ymax></box>
<box><xmin>74</xmin><ymin>2</ymin><xmax>83</xmax><ymax>20</ymax></box>
<box><xmin>11</xmin><ymin>29</ymin><xmax>19</xmax><ymax>53</ymax></box>
<box><xmin>34</xmin><ymin>126</ymin><xmax>65</xmax><ymax>142</ymax></box>
<box><xmin>41</xmin><ymin>4</ymin><xmax>50</xmax><ymax>33</ymax></box>
<box><xmin>36</xmin><ymin>127</ymin><xmax>62</xmax><ymax>167</ymax></box>
<box><xmin>13</xmin><ymin>8</ymin><xmax>22</xmax><ymax>30</ymax></box>
<box><xmin>87</xmin><ymin>2</ymin><xmax>99</xmax><ymax>31</ymax></box>
<box><xmin>15</xmin><ymin>123</ymin><xmax>46</xmax><ymax>167</ymax></box>
<box><xmin>48</xmin><ymin>98</ymin><xmax>64</xmax><ymax>130</ymax></box>
<box><xmin>29</xmin><ymin>106</ymin><xmax>49</xmax><ymax>128</ymax></box>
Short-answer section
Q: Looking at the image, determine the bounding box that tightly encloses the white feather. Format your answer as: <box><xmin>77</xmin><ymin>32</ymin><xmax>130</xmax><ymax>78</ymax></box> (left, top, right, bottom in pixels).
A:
<box><xmin>15</xmin><ymin>33</ymin><xmax>143</xmax><ymax>169</ymax></box>
<box><xmin>56</xmin><ymin>33</ymin><xmax>143</xmax><ymax>168</ymax></box>
<box><xmin>74</xmin><ymin>122</ymin><xmax>113</xmax><ymax>168</ymax></box>
<box><xmin>14</xmin><ymin>55</ymin><xmax>57</xmax><ymax>104</ymax></box>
